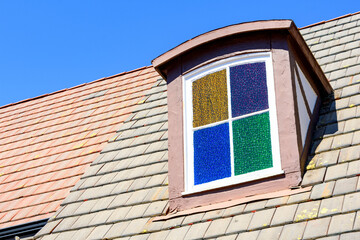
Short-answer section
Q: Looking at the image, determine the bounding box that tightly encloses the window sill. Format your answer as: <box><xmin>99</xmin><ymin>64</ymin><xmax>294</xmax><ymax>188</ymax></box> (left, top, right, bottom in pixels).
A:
<box><xmin>182</xmin><ymin>168</ymin><xmax>285</xmax><ymax>196</ymax></box>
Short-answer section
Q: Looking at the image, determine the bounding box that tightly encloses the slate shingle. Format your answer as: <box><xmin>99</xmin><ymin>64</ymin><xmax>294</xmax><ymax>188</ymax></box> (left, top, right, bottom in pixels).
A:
<box><xmin>279</xmin><ymin>221</ymin><xmax>307</xmax><ymax>240</ymax></box>
<box><xmin>303</xmin><ymin>217</ymin><xmax>331</xmax><ymax>239</ymax></box>
<box><xmin>319</xmin><ymin>195</ymin><xmax>344</xmax><ymax>217</ymax></box>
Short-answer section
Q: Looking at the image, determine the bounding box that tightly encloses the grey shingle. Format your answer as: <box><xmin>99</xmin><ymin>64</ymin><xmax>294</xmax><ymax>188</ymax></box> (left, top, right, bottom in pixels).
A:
<box><xmin>107</xmin><ymin>206</ymin><xmax>132</xmax><ymax>223</ymax></box>
<box><xmin>73</xmin><ymin>227</ymin><xmax>94</xmax><ymax>240</ymax></box>
<box><xmin>338</xmin><ymin>108</ymin><xmax>358</xmax><ymax>123</ymax></box>
<box><xmin>216</xmin><ymin>234</ymin><xmax>237</xmax><ymax>240</ymax></box>
<box><xmin>328</xmin><ymin>212</ymin><xmax>356</xmax><ymax>235</ymax></box>
<box><xmin>310</xmin><ymin>181</ymin><xmax>335</xmax><ymax>199</ymax></box>
<box><xmin>90</xmin><ymin>210</ymin><xmax>113</xmax><ymax>226</ymax></box>
<box><xmin>247</xmin><ymin>208</ymin><xmax>275</xmax><ymax>230</ymax></box>
<box><xmin>319</xmin><ymin>195</ymin><xmax>344</xmax><ymax>217</ymax></box>
<box><xmin>342</xmin><ymin>192</ymin><xmax>360</xmax><ymax>212</ymax></box>
<box><xmin>145</xmin><ymin>174</ymin><xmax>167</xmax><ymax>188</ymax></box>
<box><xmin>143</xmin><ymin>186</ymin><xmax>168</xmax><ymax>202</ymax></box>
<box><xmin>271</xmin><ymin>204</ymin><xmax>298</xmax><ymax>226</ymax></box>
<box><xmin>121</xmin><ymin>218</ymin><xmax>150</xmax><ymax>236</ymax></box>
<box><xmin>128</xmin><ymin>176</ymin><xmax>151</xmax><ymax>192</ymax></box>
<box><xmin>226</xmin><ymin>212</ymin><xmax>253</xmax><ymax>234</ymax></box>
<box><xmin>316</xmin><ymin>150</ymin><xmax>340</xmax><ymax>167</ymax></box>
<box><xmin>203</xmin><ymin>218</ymin><xmax>232</xmax><ymax>238</ymax></box>
<box><xmin>143</xmin><ymin>200</ymin><xmax>167</xmax><ymax>217</ymax></box>
<box><xmin>302</xmin><ymin>217</ymin><xmax>331</xmax><ymax>239</ymax></box>
<box><xmin>182</xmin><ymin>213</ymin><xmax>205</xmax><ymax>225</ymax></box>
<box><xmin>80</xmin><ymin>176</ymin><xmax>101</xmax><ymax>189</ymax></box>
<box><xmin>74</xmin><ymin>199</ymin><xmax>98</xmax><ymax>215</ymax></box>
<box><xmin>347</xmin><ymin>64</ymin><xmax>360</xmax><ymax>76</ymax></box>
<box><xmin>56</xmin><ymin>202</ymin><xmax>82</xmax><ymax>218</ymax></box>
<box><xmin>103</xmin><ymin>221</ymin><xmax>130</xmax><ymax>239</ymax></box>
<box><xmin>243</xmin><ymin>200</ymin><xmax>267</xmax><ymax>212</ymax></box>
<box><xmin>257</xmin><ymin>226</ymin><xmax>283</xmax><ymax>240</ymax></box>
<box><xmin>161</xmin><ymin>216</ymin><xmax>184</xmax><ymax>230</ymax></box>
<box><xmin>183</xmin><ymin>221</ymin><xmax>210</xmax><ymax>240</ymax></box>
<box><xmin>317</xmin><ymin>236</ymin><xmax>340</xmax><ymax>240</ymax></box>
<box><xmin>325</xmin><ymin>121</ymin><xmax>345</xmax><ymax>137</ymax></box>
<box><xmin>235</xmin><ymin>231</ymin><xmax>259</xmax><ymax>240</ymax></box>
<box><xmin>325</xmin><ymin>163</ymin><xmax>349</xmax><ymax>181</ymax></box>
<box><xmin>147</xmin><ymin>230</ymin><xmax>170</xmax><ymax>240</ymax></box>
<box><xmin>302</xmin><ymin>167</ymin><xmax>326</xmax><ymax>186</ymax></box>
<box><xmin>344</xmin><ymin>118</ymin><xmax>360</xmax><ymax>133</ymax></box>
<box><xmin>125</xmin><ymin>203</ymin><xmax>150</xmax><ymax>219</ymax></box>
<box><xmin>353</xmin><ymin>211</ymin><xmax>360</xmax><ymax>231</ymax></box>
<box><xmin>294</xmin><ymin>200</ymin><xmax>320</xmax><ymax>222</ymax></box>
<box><xmin>346</xmin><ymin>160</ymin><xmax>360</xmax><ymax>176</ymax></box>
<box><xmin>329</xmin><ymin>68</ymin><xmax>347</xmax><ymax>80</ymax></box>
<box><xmin>202</xmin><ymin>209</ymin><xmax>224</xmax><ymax>221</ymax></box>
<box><xmin>222</xmin><ymin>204</ymin><xmax>245</xmax><ymax>217</ymax></box>
<box><xmin>312</xmin><ymin>138</ymin><xmax>334</xmax><ymax>154</ymax></box>
<box><xmin>129</xmin><ymin>233</ymin><xmax>150</xmax><ymax>240</ymax></box>
<box><xmin>165</xmin><ymin>226</ymin><xmax>190</xmax><ymax>240</ymax></box>
<box><xmin>143</xmin><ymin>219</ymin><xmax>164</xmax><ymax>233</ymax></box>
<box><xmin>339</xmin><ymin>145</ymin><xmax>360</xmax><ymax>162</ymax></box>
<box><xmin>331</xmin><ymin>133</ymin><xmax>353</xmax><ymax>149</ymax></box>
<box><xmin>340</xmin><ymin>232</ymin><xmax>360</xmax><ymax>240</ymax></box>
<box><xmin>265</xmin><ymin>196</ymin><xmax>289</xmax><ymax>208</ymax></box>
<box><xmin>287</xmin><ymin>191</ymin><xmax>311</xmax><ymax>204</ymax></box>
<box><xmin>35</xmin><ymin>219</ymin><xmax>62</xmax><ymax>237</ymax></box>
<box><xmin>72</xmin><ymin>213</ymin><xmax>97</xmax><ymax>229</ymax></box>
<box><xmin>39</xmin><ymin>233</ymin><xmax>60</xmax><ymax>240</ymax></box>
<box><xmin>351</xmin><ymin>131</ymin><xmax>360</xmax><ymax>145</ymax></box>
<box><xmin>333</xmin><ymin>176</ymin><xmax>358</xmax><ymax>195</ymax></box>
<box><xmin>279</xmin><ymin>222</ymin><xmax>307</xmax><ymax>240</ymax></box>
<box><xmin>86</xmin><ymin>224</ymin><xmax>113</xmax><ymax>239</ymax></box>
<box><xmin>53</xmin><ymin>230</ymin><xmax>77</xmax><ymax>240</ymax></box>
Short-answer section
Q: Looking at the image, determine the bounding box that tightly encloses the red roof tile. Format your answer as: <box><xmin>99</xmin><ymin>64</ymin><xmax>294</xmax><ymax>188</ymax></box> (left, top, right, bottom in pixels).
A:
<box><xmin>0</xmin><ymin>66</ymin><xmax>158</xmax><ymax>228</ymax></box>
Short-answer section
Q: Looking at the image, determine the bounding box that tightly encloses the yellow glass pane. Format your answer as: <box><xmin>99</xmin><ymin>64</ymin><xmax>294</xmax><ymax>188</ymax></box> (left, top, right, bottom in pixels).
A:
<box><xmin>192</xmin><ymin>69</ymin><xmax>228</xmax><ymax>127</ymax></box>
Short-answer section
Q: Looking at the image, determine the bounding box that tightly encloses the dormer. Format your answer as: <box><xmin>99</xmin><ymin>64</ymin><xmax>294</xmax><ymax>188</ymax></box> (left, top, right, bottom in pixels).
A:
<box><xmin>152</xmin><ymin>20</ymin><xmax>332</xmax><ymax>211</ymax></box>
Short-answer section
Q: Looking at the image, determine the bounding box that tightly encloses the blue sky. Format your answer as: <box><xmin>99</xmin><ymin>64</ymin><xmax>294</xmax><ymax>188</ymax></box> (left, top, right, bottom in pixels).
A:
<box><xmin>0</xmin><ymin>1</ymin><xmax>358</xmax><ymax>106</ymax></box>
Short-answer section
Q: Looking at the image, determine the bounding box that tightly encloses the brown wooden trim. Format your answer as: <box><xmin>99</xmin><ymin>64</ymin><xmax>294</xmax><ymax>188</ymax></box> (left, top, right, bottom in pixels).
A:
<box><xmin>154</xmin><ymin>186</ymin><xmax>311</xmax><ymax>221</ymax></box>
<box><xmin>287</xmin><ymin>23</ymin><xmax>332</xmax><ymax>95</ymax></box>
<box><xmin>153</xmin><ymin>20</ymin><xmax>332</xmax><ymax>97</ymax></box>
<box><xmin>153</xmin><ymin>20</ymin><xmax>292</xmax><ymax>69</ymax></box>
<box><xmin>289</xmin><ymin>52</ymin><xmax>304</xmax><ymax>154</ymax></box>
<box><xmin>287</xmin><ymin>38</ymin><xmax>321</xmax><ymax>97</ymax></box>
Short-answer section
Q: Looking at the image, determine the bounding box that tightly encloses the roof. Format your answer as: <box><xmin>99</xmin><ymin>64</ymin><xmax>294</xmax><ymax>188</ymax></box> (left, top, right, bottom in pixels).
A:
<box><xmin>2</xmin><ymin>11</ymin><xmax>360</xmax><ymax>240</ymax></box>
<box><xmin>0</xmin><ymin>66</ymin><xmax>159</xmax><ymax>229</ymax></box>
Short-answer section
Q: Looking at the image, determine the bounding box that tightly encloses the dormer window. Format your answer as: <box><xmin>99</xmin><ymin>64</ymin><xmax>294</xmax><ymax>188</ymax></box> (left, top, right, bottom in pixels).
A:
<box><xmin>152</xmin><ymin>20</ymin><xmax>332</xmax><ymax>212</ymax></box>
<box><xmin>183</xmin><ymin>53</ymin><xmax>282</xmax><ymax>194</ymax></box>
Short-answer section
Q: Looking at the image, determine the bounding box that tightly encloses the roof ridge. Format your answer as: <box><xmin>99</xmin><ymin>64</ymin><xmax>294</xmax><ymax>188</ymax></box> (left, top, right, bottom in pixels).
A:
<box><xmin>0</xmin><ymin>66</ymin><xmax>152</xmax><ymax>112</ymax></box>
<box><xmin>300</xmin><ymin>11</ymin><xmax>360</xmax><ymax>29</ymax></box>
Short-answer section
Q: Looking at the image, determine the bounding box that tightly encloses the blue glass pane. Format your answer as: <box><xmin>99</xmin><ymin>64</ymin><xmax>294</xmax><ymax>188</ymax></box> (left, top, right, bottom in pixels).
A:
<box><xmin>193</xmin><ymin>123</ymin><xmax>231</xmax><ymax>185</ymax></box>
<box><xmin>230</xmin><ymin>62</ymin><xmax>269</xmax><ymax>117</ymax></box>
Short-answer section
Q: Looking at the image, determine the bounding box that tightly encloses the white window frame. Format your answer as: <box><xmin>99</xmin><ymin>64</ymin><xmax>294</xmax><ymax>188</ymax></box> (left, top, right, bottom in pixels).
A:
<box><xmin>182</xmin><ymin>52</ymin><xmax>283</xmax><ymax>195</ymax></box>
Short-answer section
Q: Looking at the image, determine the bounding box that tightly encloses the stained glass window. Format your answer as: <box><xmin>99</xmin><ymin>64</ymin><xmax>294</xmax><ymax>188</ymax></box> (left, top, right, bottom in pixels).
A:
<box><xmin>184</xmin><ymin>53</ymin><xmax>282</xmax><ymax>193</ymax></box>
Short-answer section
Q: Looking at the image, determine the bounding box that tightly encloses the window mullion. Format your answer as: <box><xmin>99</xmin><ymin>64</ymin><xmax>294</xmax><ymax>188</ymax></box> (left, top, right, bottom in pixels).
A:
<box><xmin>226</xmin><ymin>66</ymin><xmax>235</xmax><ymax>177</ymax></box>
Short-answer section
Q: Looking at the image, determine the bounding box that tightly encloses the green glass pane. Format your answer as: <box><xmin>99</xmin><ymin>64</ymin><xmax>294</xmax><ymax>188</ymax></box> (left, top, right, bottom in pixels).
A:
<box><xmin>233</xmin><ymin>112</ymin><xmax>273</xmax><ymax>175</ymax></box>
<box><xmin>192</xmin><ymin>69</ymin><xmax>228</xmax><ymax>128</ymax></box>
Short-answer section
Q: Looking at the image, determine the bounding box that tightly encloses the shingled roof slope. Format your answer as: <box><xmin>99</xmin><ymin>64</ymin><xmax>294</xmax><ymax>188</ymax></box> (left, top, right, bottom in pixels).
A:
<box><xmin>0</xmin><ymin>66</ymin><xmax>158</xmax><ymax>229</ymax></box>
<box><xmin>33</xmin><ymin>12</ymin><xmax>360</xmax><ymax>240</ymax></box>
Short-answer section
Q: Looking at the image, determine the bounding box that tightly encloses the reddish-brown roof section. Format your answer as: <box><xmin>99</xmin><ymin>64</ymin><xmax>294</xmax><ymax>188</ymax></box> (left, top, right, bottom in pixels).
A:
<box><xmin>0</xmin><ymin>66</ymin><xmax>159</xmax><ymax>229</ymax></box>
